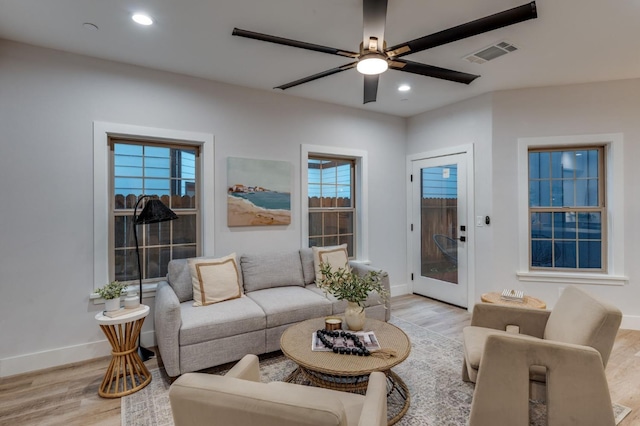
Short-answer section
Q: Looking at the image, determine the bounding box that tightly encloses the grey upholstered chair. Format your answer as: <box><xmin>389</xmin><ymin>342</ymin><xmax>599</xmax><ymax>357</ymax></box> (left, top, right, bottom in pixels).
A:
<box><xmin>169</xmin><ymin>354</ymin><xmax>388</xmax><ymax>426</ymax></box>
<box><xmin>463</xmin><ymin>285</ymin><xmax>622</xmax><ymax>426</ymax></box>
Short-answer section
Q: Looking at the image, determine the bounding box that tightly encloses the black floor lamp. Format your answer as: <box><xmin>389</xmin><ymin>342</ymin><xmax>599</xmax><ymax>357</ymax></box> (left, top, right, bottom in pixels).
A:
<box><xmin>133</xmin><ymin>195</ymin><xmax>178</xmax><ymax>361</ymax></box>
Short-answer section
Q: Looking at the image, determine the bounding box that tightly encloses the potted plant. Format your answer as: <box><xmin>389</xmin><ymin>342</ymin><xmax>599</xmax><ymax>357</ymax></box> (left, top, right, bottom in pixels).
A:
<box><xmin>317</xmin><ymin>263</ymin><xmax>389</xmax><ymax>331</ymax></box>
<box><xmin>96</xmin><ymin>280</ymin><xmax>129</xmax><ymax>312</ymax></box>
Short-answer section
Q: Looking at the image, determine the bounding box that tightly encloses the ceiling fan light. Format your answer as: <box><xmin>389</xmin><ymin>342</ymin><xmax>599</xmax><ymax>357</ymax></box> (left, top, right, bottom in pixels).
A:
<box><xmin>357</xmin><ymin>53</ymin><xmax>388</xmax><ymax>75</ymax></box>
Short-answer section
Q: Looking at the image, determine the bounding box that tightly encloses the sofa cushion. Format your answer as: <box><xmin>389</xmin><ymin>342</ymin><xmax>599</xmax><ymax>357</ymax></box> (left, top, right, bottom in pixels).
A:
<box><xmin>168</xmin><ymin>255</ymin><xmax>245</xmax><ymax>303</ymax></box>
<box><xmin>312</xmin><ymin>244</ymin><xmax>349</xmax><ymax>283</ymax></box>
<box><xmin>179</xmin><ymin>297</ymin><xmax>266</xmax><ymax>346</ymax></box>
<box><xmin>300</xmin><ymin>248</ymin><xmax>316</xmax><ymax>285</ymax></box>
<box><xmin>241</xmin><ymin>251</ymin><xmax>305</xmax><ymax>292</ymax></box>
<box><xmin>167</xmin><ymin>258</ymin><xmax>193</xmax><ymax>303</ymax></box>
<box><xmin>189</xmin><ymin>253</ymin><xmax>242</xmax><ymax>306</ymax></box>
<box><xmin>246</xmin><ymin>287</ymin><xmax>332</xmax><ymax>328</ymax></box>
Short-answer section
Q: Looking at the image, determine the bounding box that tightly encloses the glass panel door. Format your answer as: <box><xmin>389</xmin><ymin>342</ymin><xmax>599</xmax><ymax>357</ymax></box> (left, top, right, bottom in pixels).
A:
<box><xmin>412</xmin><ymin>153</ymin><xmax>468</xmax><ymax>308</ymax></box>
<box><xmin>421</xmin><ymin>164</ymin><xmax>459</xmax><ymax>284</ymax></box>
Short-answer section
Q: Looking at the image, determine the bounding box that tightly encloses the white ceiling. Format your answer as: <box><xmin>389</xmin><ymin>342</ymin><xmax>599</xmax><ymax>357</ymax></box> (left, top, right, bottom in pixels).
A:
<box><xmin>1</xmin><ymin>0</ymin><xmax>639</xmax><ymax>117</ymax></box>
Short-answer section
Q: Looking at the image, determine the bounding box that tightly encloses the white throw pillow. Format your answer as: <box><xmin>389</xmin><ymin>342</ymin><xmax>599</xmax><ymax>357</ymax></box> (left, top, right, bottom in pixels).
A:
<box><xmin>188</xmin><ymin>253</ymin><xmax>242</xmax><ymax>306</ymax></box>
<box><xmin>312</xmin><ymin>244</ymin><xmax>349</xmax><ymax>283</ymax></box>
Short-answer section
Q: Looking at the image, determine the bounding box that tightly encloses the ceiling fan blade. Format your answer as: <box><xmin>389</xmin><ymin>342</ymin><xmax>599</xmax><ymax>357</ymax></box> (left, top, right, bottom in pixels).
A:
<box><xmin>275</xmin><ymin>62</ymin><xmax>357</xmax><ymax>90</ymax></box>
<box><xmin>390</xmin><ymin>59</ymin><xmax>479</xmax><ymax>84</ymax></box>
<box><xmin>363</xmin><ymin>74</ymin><xmax>379</xmax><ymax>104</ymax></box>
<box><xmin>232</xmin><ymin>28</ymin><xmax>358</xmax><ymax>58</ymax></box>
<box><xmin>386</xmin><ymin>1</ymin><xmax>537</xmax><ymax>58</ymax></box>
<box><xmin>363</xmin><ymin>0</ymin><xmax>388</xmax><ymax>49</ymax></box>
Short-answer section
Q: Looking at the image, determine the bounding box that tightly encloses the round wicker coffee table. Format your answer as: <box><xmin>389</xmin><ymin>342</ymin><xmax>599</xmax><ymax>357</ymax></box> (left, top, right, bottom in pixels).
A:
<box><xmin>280</xmin><ymin>317</ymin><xmax>411</xmax><ymax>425</ymax></box>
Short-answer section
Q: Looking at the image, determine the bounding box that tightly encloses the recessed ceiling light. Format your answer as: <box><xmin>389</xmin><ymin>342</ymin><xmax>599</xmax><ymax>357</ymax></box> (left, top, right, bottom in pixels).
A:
<box><xmin>398</xmin><ymin>84</ymin><xmax>411</xmax><ymax>92</ymax></box>
<box><xmin>132</xmin><ymin>14</ymin><xmax>153</xmax><ymax>26</ymax></box>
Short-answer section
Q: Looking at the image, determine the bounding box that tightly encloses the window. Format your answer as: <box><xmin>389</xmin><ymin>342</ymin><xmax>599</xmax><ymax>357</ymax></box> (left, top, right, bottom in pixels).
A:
<box><xmin>110</xmin><ymin>139</ymin><xmax>200</xmax><ymax>283</ymax></box>
<box><xmin>517</xmin><ymin>134</ymin><xmax>626</xmax><ymax>285</ymax></box>
<box><xmin>308</xmin><ymin>157</ymin><xmax>356</xmax><ymax>257</ymax></box>
<box><xmin>528</xmin><ymin>147</ymin><xmax>605</xmax><ymax>270</ymax></box>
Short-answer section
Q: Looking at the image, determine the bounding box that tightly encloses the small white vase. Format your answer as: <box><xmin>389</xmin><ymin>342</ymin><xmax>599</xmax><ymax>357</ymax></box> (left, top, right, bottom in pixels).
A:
<box><xmin>104</xmin><ymin>298</ymin><xmax>121</xmax><ymax>312</ymax></box>
<box><xmin>344</xmin><ymin>301</ymin><xmax>366</xmax><ymax>331</ymax></box>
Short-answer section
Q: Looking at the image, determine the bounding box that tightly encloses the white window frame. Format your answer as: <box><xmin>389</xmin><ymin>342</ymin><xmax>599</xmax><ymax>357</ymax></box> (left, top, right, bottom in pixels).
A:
<box><xmin>516</xmin><ymin>133</ymin><xmax>627</xmax><ymax>286</ymax></box>
<box><xmin>93</xmin><ymin>122</ymin><xmax>214</xmax><ymax>296</ymax></box>
<box><xmin>301</xmin><ymin>145</ymin><xmax>369</xmax><ymax>262</ymax></box>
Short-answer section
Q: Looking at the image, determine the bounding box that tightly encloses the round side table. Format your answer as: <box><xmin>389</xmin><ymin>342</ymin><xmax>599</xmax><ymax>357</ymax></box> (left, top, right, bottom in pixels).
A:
<box><xmin>481</xmin><ymin>292</ymin><xmax>547</xmax><ymax>309</ymax></box>
<box><xmin>95</xmin><ymin>305</ymin><xmax>152</xmax><ymax>398</ymax></box>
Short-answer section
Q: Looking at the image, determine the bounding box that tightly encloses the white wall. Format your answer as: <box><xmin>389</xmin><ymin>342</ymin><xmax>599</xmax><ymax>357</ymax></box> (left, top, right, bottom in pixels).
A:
<box><xmin>0</xmin><ymin>40</ymin><xmax>407</xmax><ymax>376</ymax></box>
<box><xmin>491</xmin><ymin>80</ymin><xmax>640</xmax><ymax>325</ymax></box>
<box><xmin>407</xmin><ymin>79</ymin><xmax>640</xmax><ymax>328</ymax></box>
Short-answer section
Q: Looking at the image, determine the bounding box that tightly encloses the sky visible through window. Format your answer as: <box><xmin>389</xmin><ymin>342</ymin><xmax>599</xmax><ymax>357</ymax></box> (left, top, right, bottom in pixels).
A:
<box><xmin>114</xmin><ymin>143</ymin><xmax>196</xmax><ymax>198</ymax></box>
<box><xmin>308</xmin><ymin>159</ymin><xmax>352</xmax><ymax>200</ymax></box>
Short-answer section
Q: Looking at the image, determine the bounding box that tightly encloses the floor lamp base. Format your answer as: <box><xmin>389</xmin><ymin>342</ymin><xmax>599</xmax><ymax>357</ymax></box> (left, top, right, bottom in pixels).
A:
<box><xmin>138</xmin><ymin>345</ymin><xmax>155</xmax><ymax>362</ymax></box>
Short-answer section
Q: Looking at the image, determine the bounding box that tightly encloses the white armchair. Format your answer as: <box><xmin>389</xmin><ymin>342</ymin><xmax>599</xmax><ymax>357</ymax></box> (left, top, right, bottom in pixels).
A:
<box><xmin>169</xmin><ymin>354</ymin><xmax>388</xmax><ymax>426</ymax></box>
<box><xmin>463</xmin><ymin>285</ymin><xmax>622</xmax><ymax>426</ymax></box>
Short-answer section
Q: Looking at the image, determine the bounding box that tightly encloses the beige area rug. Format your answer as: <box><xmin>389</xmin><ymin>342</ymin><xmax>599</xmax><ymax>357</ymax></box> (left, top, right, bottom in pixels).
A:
<box><xmin>122</xmin><ymin>317</ymin><xmax>631</xmax><ymax>425</ymax></box>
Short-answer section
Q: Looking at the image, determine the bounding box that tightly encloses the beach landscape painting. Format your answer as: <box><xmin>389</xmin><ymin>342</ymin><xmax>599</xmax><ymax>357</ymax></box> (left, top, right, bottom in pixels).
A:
<box><xmin>227</xmin><ymin>157</ymin><xmax>292</xmax><ymax>227</ymax></box>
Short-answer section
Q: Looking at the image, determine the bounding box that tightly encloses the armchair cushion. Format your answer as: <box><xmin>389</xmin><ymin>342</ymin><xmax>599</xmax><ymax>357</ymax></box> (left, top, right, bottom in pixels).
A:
<box><xmin>463</xmin><ymin>326</ymin><xmax>540</xmax><ymax>370</ymax></box>
<box><xmin>544</xmin><ymin>285</ymin><xmax>622</xmax><ymax>366</ymax></box>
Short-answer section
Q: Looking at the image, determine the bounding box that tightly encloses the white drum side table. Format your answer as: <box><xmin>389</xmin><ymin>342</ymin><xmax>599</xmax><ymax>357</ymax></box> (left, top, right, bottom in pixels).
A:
<box><xmin>95</xmin><ymin>304</ymin><xmax>152</xmax><ymax>398</ymax></box>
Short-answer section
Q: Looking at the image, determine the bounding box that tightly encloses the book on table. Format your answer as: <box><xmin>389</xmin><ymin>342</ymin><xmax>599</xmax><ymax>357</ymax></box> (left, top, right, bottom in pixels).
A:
<box><xmin>312</xmin><ymin>331</ymin><xmax>381</xmax><ymax>352</ymax></box>
<box><xmin>501</xmin><ymin>289</ymin><xmax>524</xmax><ymax>302</ymax></box>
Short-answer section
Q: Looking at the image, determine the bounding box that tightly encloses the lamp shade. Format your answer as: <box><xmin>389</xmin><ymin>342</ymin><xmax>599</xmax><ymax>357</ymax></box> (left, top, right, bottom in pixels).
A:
<box><xmin>135</xmin><ymin>199</ymin><xmax>178</xmax><ymax>225</ymax></box>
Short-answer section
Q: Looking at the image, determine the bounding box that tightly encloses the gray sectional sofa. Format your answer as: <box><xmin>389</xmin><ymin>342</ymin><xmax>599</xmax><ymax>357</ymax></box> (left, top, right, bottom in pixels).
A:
<box><xmin>154</xmin><ymin>248</ymin><xmax>390</xmax><ymax>377</ymax></box>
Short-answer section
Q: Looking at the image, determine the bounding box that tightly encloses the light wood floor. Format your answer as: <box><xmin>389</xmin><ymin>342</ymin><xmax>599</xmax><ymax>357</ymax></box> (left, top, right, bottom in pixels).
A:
<box><xmin>1</xmin><ymin>294</ymin><xmax>639</xmax><ymax>425</ymax></box>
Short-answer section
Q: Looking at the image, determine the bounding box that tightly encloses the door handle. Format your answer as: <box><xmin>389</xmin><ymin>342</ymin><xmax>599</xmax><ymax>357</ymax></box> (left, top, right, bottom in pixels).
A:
<box><xmin>457</xmin><ymin>236</ymin><xmax>466</xmax><ymax>242</ymax></box>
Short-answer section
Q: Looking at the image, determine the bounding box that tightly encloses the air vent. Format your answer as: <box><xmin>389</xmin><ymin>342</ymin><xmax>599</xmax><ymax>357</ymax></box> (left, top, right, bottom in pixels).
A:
<box><xmin>464</xmin><ymin>41</ymin><xmax>518</xmax><ymax>64</ymax></box>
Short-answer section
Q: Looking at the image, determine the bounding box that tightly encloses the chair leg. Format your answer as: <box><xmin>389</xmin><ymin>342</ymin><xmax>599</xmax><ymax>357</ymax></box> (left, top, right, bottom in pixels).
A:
<box><xmin>462</xmin><ymin>360</ymin><xmax>471</xmax><ymax>382</ymax></box>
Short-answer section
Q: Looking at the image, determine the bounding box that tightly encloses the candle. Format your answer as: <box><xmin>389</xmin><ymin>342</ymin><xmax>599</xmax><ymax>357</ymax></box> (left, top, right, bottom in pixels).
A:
<box><xmin>325</xmin><ymin>317</ymin><xmax>342</xmax><ymax>331</ymax></box>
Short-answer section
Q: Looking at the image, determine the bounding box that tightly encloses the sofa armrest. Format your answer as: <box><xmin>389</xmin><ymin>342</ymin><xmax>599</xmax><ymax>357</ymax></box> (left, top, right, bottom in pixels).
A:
<box><xmin>349</xmin><ymin>262</ymin><xmax>391</xmax><ymax>321</ymax></box>
<box><xmin>155</xmin><ymin>281</ymin><xmax>183</xmax><ymax>377</ymax></box>
<box><xmin>358</xmin><ymin>371</ymin><xmax>388</xmax><ymax>426</ymax></box>
<box><xmin>224</xmin><ymin>354</ymin><xmax>260</xmax><ymax>382</ymax></box>
<box><xmin>470</xmin><ymin>303</ymin><xmax>550</xmax><ymax>338</ymax></box>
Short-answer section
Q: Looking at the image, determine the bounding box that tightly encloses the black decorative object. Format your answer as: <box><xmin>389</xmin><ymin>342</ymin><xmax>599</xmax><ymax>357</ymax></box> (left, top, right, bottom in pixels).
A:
<box><xmin>133</xmin><ymin>195</ymin><xmax>178</xmax><ymax>361</ymax></box>
<box><xmin>316</xmin><ymin>329</ymin><xmax>370</xmax><ymax>356</ymax></box>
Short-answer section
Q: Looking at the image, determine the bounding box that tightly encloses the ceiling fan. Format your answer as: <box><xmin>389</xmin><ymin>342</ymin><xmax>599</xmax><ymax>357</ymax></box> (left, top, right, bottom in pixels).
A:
<box><xmin>232</xmin><ymin>1</ymin><xmax>537</xmax><ymax>104</ymax></box>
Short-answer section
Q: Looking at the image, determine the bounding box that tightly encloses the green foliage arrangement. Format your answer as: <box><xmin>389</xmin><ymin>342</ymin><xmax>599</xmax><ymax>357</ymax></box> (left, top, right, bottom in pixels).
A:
<box><xmin>96</xmin><ymin>280</ymin><xmax>128</xmax><ymax>300</ymax></box>
<box><xmin>318</xmin><ymin>262</ymin><xmax>389</xmax><ymax>309</ymax></box>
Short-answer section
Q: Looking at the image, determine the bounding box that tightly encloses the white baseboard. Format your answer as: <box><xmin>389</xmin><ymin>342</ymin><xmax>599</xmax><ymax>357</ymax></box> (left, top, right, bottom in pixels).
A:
<box><xmin>0</xmin><ymin>330</ymin><xmax>157</xmax><ymax>378</ymax></box>
<box><xmin>391</xmin><ymin>282</ymin><xmax>411</xmax><ymax>297</ymax></box>
<box><xmin>621</xmin><ymin>315</ymin><xmax>640</xmax><ymax>331</ymax></box>
<box><xmin>3</xmin><ymin>312</ymin><xmax>637</xmax><ymax>378</ymax></box>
